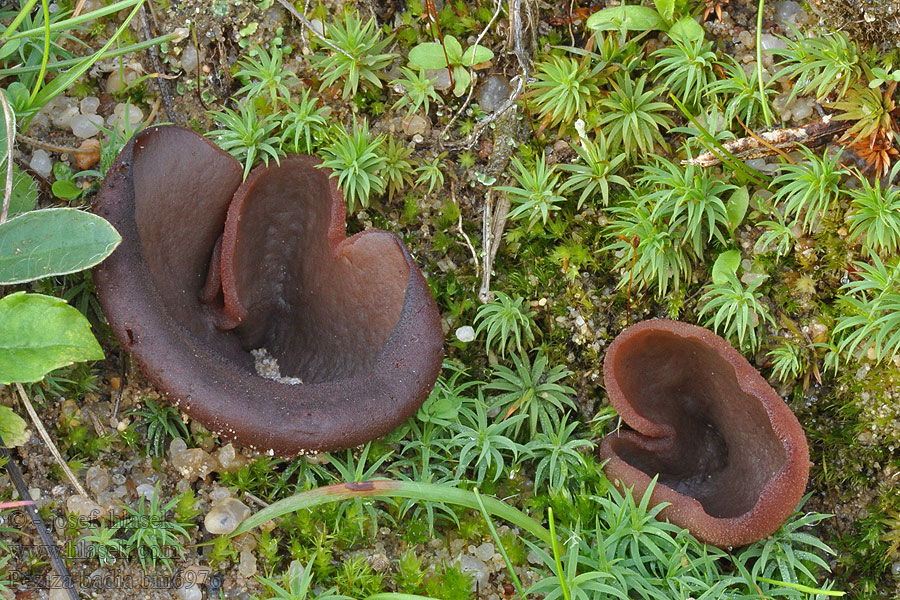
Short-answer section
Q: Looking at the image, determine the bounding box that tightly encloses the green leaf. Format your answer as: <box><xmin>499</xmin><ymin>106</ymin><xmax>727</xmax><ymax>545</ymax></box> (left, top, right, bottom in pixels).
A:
<box><xmin>0</xmin><ymin>291</ymin><xmax>104</xmax><ymax>384</ymax></box>
<box><xmin>2</xmin><ymin>82</ymin><xmax>30</xmax><ymax>114</ymax></box>
<box><xmin>0</xmin><ymin>405</ymin><xmax>29</xmax><ymax>447</ymax></box>
<box><xmin>0</xmin><ymin>40</ymin><xmax>19</xmax><ymax>62</ymax></box>
<box><xmin>452</xmin><ymin>66</ymin><xmax>471</xmax><ymax>97</ymax></box>
<box><xmin>443</xmin><ymin>35</ymin><xmax>463</xmax><ymax>65</ymax></box>
<box><xmin>461</xmin><ymin>44</ymin><xmax>493</xmax><ymax>66</ymax></box>
<box><xmin>668</xmin><ymin>16</ymin><xmax>705</xmax><ymax>44</ymax></box>
<box><xmin>711</xmin><ymin>250</ymin><xmax>741</xmax><ymax>286</ymax></box>
<box><xmin>51</xmin><ymin>179</ymin><xmax>83</xmax><ymax>200</ymax></box>
<box><xmin>0</xmin><ymin>94</ymin><xmax>13</xmax><ymax>171</ymax></box>
<box><xmin>653</xmin><ymin>0</ymin><xmax>676</xmax><ymax>22</ymax></box>
<box><xmin>0</xmin><ymin>208</ymin><xmax>121</xmax><ymax>284</ymax></box>
<box><xmin>408</xmin><ymin>42</ymin><xmax>450</xmax><ymax>70</ymax></box>
<box><xmin>586</xmin><ymin>5</ymin><xmax>665</xmax><ymax>33</ymax></box>
<box><xmin>727</xmin><ymin>186</ymin><xmax>749</xmax><ymax>233</ymax></box>
<box><xmin>4</xmin><ymin>164</ymin><xmax>38</xmax><ymax>217</ymax></box>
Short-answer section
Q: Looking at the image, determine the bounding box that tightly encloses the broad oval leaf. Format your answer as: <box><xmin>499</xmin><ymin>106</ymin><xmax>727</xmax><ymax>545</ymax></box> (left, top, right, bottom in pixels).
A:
<box><xmin>5</xmin><ymin>164</ymin><xmax>38</xmax><ymax>217</ymax></box>
<box><xmin>586</xmin><ymin>5</ymin><xmax>665</xmax><ymax>33</ymax></box>
<box><xmin>727</xmin><ymin>186</ymin><xmax>749</xmax><ymax>233</ymax></box>
<box><xmin>461</xmin><ymin>44</ymin><xmax>494</xmax><ymax>66</ymax></box>
<box><xmin>0</xmin><ymin>405</ymin><xmax>29</xmax><ymax>447</ymax></box>
<box><xmin>653</xmin><ymin>0</ymin><xmax>676</xmax><ymax>22</ymax></box>
<box><xmin>443</xmin><ymin>35</ymin><xmax>463</xmax><ymax>64</ymax></box>
<box><xmin>408</xmin><ymin>42</ymin><xmax>451</xmax><ymax>69</ymax></box>
<box><xmin>0</xmin><ymin>208</ymin><xmax>121</xmax><ymax>284</ymax></box>
<box><xmin>711</xmin><ymin>250</ymin><xmax>742</xmax><ymax>286</ymax></box>
<box><xmin>0</xmin><ymin>291</ymin><xmax>104</xmax><ymax>384</ymax></box>
<box><xmin>668</xmin><ymin>16</ymin><xmax>706</xmax><ymax>45</ymax></box>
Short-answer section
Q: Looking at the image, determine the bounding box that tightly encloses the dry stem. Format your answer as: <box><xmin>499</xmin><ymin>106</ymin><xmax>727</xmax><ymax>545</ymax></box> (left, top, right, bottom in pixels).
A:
<box><xmin>15</xmin><ymin>382</ymin><xmax>89</xmax><ymax>498</ymax></box>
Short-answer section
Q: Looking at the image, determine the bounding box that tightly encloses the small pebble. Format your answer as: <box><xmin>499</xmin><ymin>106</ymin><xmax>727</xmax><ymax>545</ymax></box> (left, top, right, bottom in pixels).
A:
<box><xmin>51</xmin><ymin>102</ymin><xmax>79</xmax><ymax>130</ymax></box>
<box><xmin>425</xmin><ymin>68</ymin><xmax>452</xmax><ymax>91</ymax></box>
<box><xmin>215</xmin><ymin>443</ymin><xmax>249</xmax><ymax>473</ymax></box>
<box><xmin>175</xmin><ymin>576</ymin><xmax>202</xmax><ymax>600</ymax></box>
<box><xmin>401</xmin><ymin>114</ymin><xmax>430</xmax><ymax>136</ymax></box>
<box><xmin>135</xmin><ymin>483</ymin><xmax>156</xmax><ymax>501</ymax></box>
<box><xmin>105</xmin><ymin>68</ymin><xmax>138</xmax><ymax>94</ymax></box>
<box><xmin>181</xmin><ymin>45</ymin><xmax>200</xmax><ymax>73</ymax></box>
<box><xmin>169</xmin><ymin>438</ymin><xmax>188</xmax><ymax>459</ymax></box>
<box><xmin>172</xmin><ymin>447</ymin><xmax>218</xmax><ymax>482</ymax></box>
<box><xmin>204</xmin><ymin>497</ymin><xmax>250</xmax><ymax>535</ymax></box>
<box><xmin>67</xmin><ymin>495</ymin><xmax>105</xmax><ymax>521</ymax></box>
<box><xmin>70</xmin><ymin>113</ymin><xmax>104</xmax><ymax>138</ymax></box>
<box><xmin>30</xmin><ymin>149</ymin><xmax>52</xmax><ymax>178</ymax></box>
<box><xmin>86</xmin><ymin>466</ymin><xmax>110</xmax><ymax>494</ymax></box>
<box><xmin>107</xmin><ymin>102</ymin><xmax>143</xmax><ymax>131</ymax></box>
<box><xmin>774</xmin><ymin>0</ymin><xmax>806</xmax><ymax>29</ymax></box>
<box><xmin>458</xmin><ymin>554</ymin><xmax>489</xmax><ymax>590</ymax></box>
<box><xmin>238</xmin><ymin>548</ymin><xmax>257</xmax><ymax>578</ymax></box>
<box><xmin>455</xmin><ymin>325</ymin><xmax>475</xmax><ymax>343</ymax></box>
<box><xmin>476</xmin><ymin>75</ymin><xmax>510</xmax><ymax>112</ymax></box>
<box><xmin>75</xmin><ymin>138</ymin><xmax>101</xmax><ymax>170</ymax></box>
<box><xmin>474</xmin><ymin>542</ymin><xmax>494</xmax><ymax>562</ymax></box>
<box><xmin>79</xmin><ymin>96</ymin><xmax>100</xmax><ymax>115</ymax></box>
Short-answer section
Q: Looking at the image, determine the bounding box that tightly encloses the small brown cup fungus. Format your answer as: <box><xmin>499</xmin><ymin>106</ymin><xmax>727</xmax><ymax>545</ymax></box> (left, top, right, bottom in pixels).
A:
<box><xmin>93</xmin><ymin>126</ymin><xmax>444</xmax><ymax>456</ymax></box>
<box><xmin>599</xmin><ymin>319</ymin><xmax>809</xmax><ymax>548</ymax></box>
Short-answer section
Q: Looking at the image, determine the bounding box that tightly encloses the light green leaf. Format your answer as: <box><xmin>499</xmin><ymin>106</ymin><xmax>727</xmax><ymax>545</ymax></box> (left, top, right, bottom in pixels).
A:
<box><xmin>0</xmin><ymin>208</ymin><xmax>121</xmax><ymax>284</ymax></box>
<box><xmin>668</xmin><ymin>16</ymin><xmax>705</xmax><ymax>44</ymax></box>
<box><xmin>711</xmin><ymin>250</ymin><xmax>741</xmax><ymax>286</ymax></box>
<box><xmin>408</xmin><ymin>42</ymin><xmax>450</xmax><ymax>69</ymax></box>
<box><xmin>443</xmin><ymin>35</ymin><xmax>463</xmax><ymax>64</ymax></box>
<box><xmin>586</xmin><ymin>5</ymin><xmax>665</xmax><ymax>33</ymax></box>
<box><xmin>51</xmin><ymin>179</ymin><xmax>83</xmax><ymax>200</ymax></box>
<box><xmin>461</xmin><ymin>44</ymin><xmax>493</xmax><ymax>66</ymax></box>
<box><xmin>0</xmin><ymin>93</ymin><xmax>13</xmax><ymax>172</ymax></box>
<box><xmin>4</xmin><ymin>164</ymin><xmax>38</xmax><ymax>217</ymax></box>
<box><xmin>0</xmin><ymin>292</ymin><xmax>104</xmax><ymax>384</ymax></box>
<box><xmin>0</xmin><ymin>40</ymin><xmax>19</xmax><ymax>62</ymax></box>
<box><xmin>727</xmin><ymin>186</ymin><xmax>749</xmax><ymax>233</ymax></box>
<box><xmin>653</xmin><ymin>0</ymin><xmax>676</xmax><ymax>22</ymax></box>
<box><xmin>0</xmin><ymin>405</ymin><xmax>29</xmax><ymax>447</ymax></box>
<box><xmin>452</xmin><ymin>66</ymin><xmax>471</xmax><ymax>97</ymax></box>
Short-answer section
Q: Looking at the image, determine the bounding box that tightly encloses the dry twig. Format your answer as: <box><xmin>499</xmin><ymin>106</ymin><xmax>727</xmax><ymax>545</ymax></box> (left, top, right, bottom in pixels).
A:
<box><xmin>0</xmin><ymin>85</ymin><xmax>13</xmax><ymax>224</ymax></box>
<box><xmin>15</xmin><ymin>382</ymin><xmax>90</xmax><ymax>498</ymax></box>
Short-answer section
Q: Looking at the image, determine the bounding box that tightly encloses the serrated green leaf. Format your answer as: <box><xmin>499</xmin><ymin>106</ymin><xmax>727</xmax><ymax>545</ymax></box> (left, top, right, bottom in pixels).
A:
<box><xmin>0</xmin><ymin>208</ymin><xmax>121</xmax><ymax>284</ymax></box>
<box><xmin>727</xmin><ymin>186</ymin><xmax>749</xmax><ymax>232</ymax></box>
<box><xmin>408</xmin><ymin>42</ymin><xmax>450</xmax><ymax>69</ymax></box>
<box><xmin>0</xmin><ymin>292</ymin><xmax>104</xmax><ymax>384</ymax></box>
<box><xmin>0</xmin><ymin>405</ymin><xmax>29</xmax><ymax>447</ymax></box>
<box><xmin>461</xmin><ymin>44</ymin><xmax>493</xmax><ymax>66</ymax></box>
<box><xmin>711</xmin><ymin>250</ymin><xmax>741</xmax><ymax>286</ymax></box>
<box><xmin>653</xmin><ymin>0</ymin><xmax>675</xmax><ymax>22</ymax></box>
<box><xmin>668</xmin><ymin>16</ymin><xmax>705</xmax><ymax>44</ymax></box>
<box><xmin>5</xmin><ymin>164</ymin><xmax>38</xmax><ymax>217</ymax></box>
<box><xmin>586</xmin><ymin>5</ymin><xmax>665</xmax><ymax>33</ymax></box>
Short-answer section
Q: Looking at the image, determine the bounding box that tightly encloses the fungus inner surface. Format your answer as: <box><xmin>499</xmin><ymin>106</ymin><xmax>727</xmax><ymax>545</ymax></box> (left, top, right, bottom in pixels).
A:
<box><xmin>609</xmin><ymin>329</ymin><xmax>786</xmax><ymax>518</ymax></box>
<box><xmin>131</xmin><ymin>137</ymin><xmax>408</xmax><ymax>384</ymax></box>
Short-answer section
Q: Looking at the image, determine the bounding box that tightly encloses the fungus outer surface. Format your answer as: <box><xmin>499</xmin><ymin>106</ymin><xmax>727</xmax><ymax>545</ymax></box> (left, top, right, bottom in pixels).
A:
<box><xmin>93</xmin><ymin>126</ymin><xmax>444</xmax><ymax>455</ymax></box>
<box><xmin>599</xmin><ymin>319</ymin><xmax>809</xmax><ymax>548</ymax></box>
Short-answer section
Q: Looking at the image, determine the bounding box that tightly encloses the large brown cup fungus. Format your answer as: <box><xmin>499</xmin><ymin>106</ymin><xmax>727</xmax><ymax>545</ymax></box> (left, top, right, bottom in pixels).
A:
<box><xmin>599</xmin><ymin>319</ymin><xmax>809</xmax><ymax>548</ymax></box>
<box><xmin>93</xmin><ymin>126</ymin><xmax>444</xmax><ymax>456</ymax></box>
